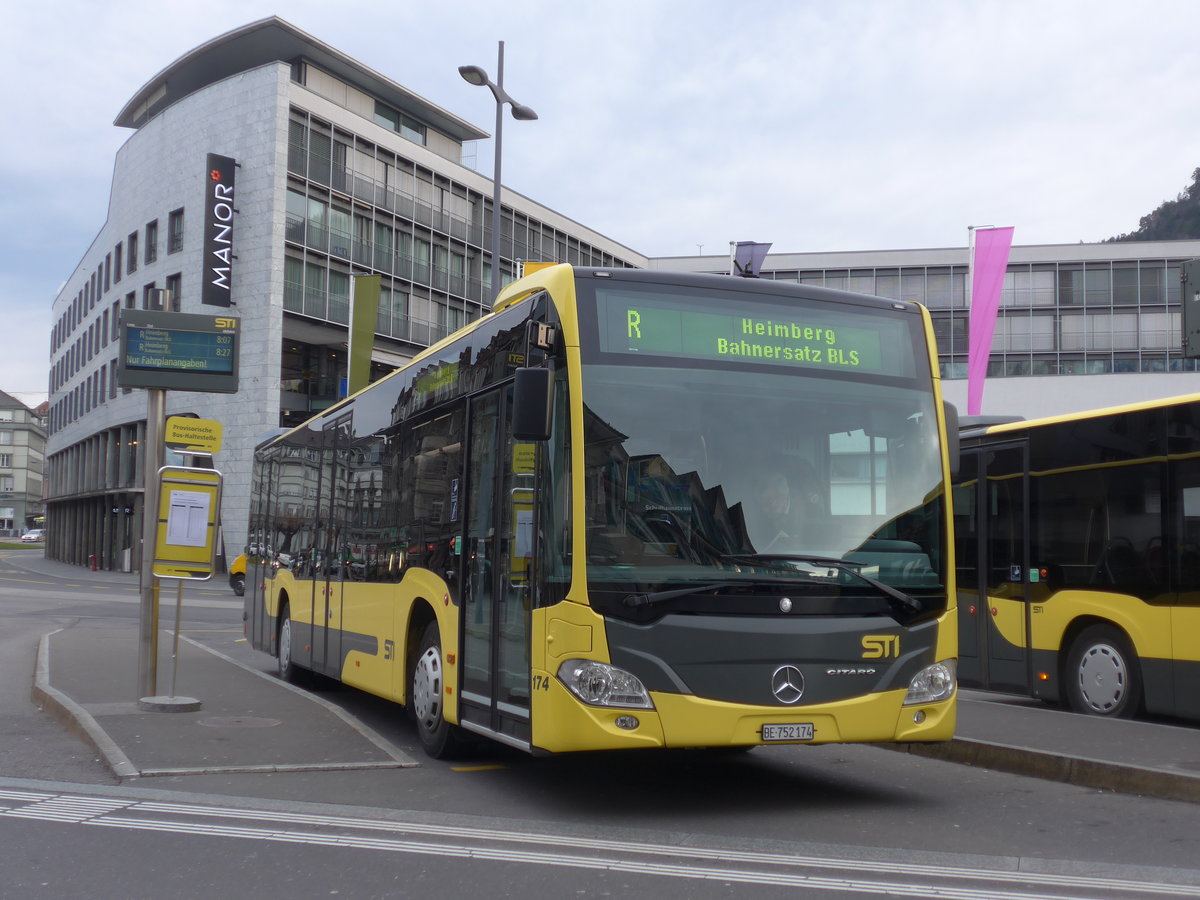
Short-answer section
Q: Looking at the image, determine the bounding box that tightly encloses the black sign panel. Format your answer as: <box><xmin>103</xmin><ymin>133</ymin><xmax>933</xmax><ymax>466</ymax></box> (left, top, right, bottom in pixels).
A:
<box><xmin>117</xmin><ymin>310</ymin><xmax>239</xmax><ymax>393</ymax></box>
<box><xmin>1183</xmin><ymin>259</ymin><xmax>1200</xmax><ymax>359</ymax></box>
<box><xmin>202</xmin><ymin>153</ymin><xmax>236</xmax><ymax>307</ymax></box>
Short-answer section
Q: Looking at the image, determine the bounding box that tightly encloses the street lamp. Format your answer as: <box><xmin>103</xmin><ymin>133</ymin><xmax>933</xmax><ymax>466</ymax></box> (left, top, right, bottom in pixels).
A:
<box><xmin>459</xmin><ymin>41</ymin><xmax>537</xmax><ymax>304</ymax></box>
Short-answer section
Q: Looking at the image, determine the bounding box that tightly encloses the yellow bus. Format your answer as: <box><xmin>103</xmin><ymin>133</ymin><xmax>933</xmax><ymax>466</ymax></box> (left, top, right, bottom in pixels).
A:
<box><xmin>955</xmin><ymin>393</ymin><xmax>1200</xmax><ymax>720</ymax></box>
<box><xmin>244</xmin><ymin>265</ymin><xmax>959</xmax><ymax>757</ymax></box>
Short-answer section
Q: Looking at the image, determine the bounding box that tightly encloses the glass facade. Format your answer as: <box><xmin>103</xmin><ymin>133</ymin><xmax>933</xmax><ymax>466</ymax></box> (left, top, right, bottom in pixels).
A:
<box><xmin>283</xmin><ymin>110</ymin><xmax>634</xmax><ymax>364</ymax></box>
<box><xmin>766</xmin><ymin>257</ymin><xmax>1195</xmax><ymax>378</ymax></box>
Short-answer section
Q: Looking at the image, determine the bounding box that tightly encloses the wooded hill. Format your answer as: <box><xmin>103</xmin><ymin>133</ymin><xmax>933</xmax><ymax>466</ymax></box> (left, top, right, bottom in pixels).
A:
<box><xmin>1108</xmin><ymin>167</ymin><xmax>1200</xmax><ymax>241</ymax></box>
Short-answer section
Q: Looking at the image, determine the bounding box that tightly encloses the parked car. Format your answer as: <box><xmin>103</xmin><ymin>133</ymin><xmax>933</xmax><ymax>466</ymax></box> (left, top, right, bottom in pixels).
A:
<box><xmin>21</xmin><ymin>529</ymin><xmax>45</xmax><ymax>543</ymax></box>
<box><xmin>229</xmin><ymin>553</ymin><xmax>246</xmax><ymax>596</ymax></box>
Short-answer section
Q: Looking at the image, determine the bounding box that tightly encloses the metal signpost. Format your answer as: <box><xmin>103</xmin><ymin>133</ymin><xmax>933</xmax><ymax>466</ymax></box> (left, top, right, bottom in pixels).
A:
<box><xmin>117</xmin><ymin>310</ymin><xmax>239</xmax><ymax>704</ymax></box>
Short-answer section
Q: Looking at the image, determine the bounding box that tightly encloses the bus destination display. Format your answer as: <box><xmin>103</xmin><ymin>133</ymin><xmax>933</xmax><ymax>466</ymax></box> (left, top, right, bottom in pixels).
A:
<box><xmin>596</xmin><ymin>291</ymin><xmax>910</xmax><ymax>377</ymax></box>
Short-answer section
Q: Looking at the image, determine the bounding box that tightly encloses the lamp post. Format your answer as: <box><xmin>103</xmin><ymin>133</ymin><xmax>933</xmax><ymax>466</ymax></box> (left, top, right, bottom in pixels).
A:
<box><xmin>459</xmin><ymin>41</ymin><xmax>537</xmax><ymax>305</ymax></box>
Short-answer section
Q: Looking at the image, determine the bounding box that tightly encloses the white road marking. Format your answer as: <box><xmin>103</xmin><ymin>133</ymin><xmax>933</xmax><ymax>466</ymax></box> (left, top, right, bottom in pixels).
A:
<box><xmin>0</xmin><ymin>788</ymin><xmax>1195</xmax><ymax>898</ymax></box>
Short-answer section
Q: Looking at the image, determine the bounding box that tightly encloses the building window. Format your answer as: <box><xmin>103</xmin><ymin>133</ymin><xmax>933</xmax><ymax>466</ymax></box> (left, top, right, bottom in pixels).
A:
<box><xmin>0</xmin><ymin>431</ymin><xmax>11</xmax><ymax>446</ymax></box>
<box><xmin>125</xmin><ymin>291</ymin><xmax>135</xmax><ymax>309</ymax></box>
<box><xmin>165</xmin><ymin>273</ymin><xmax>182</xmax><ymax>311</ymax></box>
<box><xmin>127</xmin><ymin>232</ymin><xmax>138</xmax><ymax>273</ymax></box>
<box><xmin>168</xmin><ymin>208</ymin><xmax>184</xmax><ymax>253</ymax></box>
<box><xmin>143</xmin><ymin>282</ymin><xmax>157</xmax><ymax>309</ymax></box>
<box><xmin>115</xmin><ymin>242</ymin><xmax>123</xmax><ymax>282</ymax></box>
<box><xmin>146</xmin><ymin>220</ymin><xmax>158</xmax><ymax>264</ymax></box>
<box><xmin>0</xmin><ymin>454</ymin><xmax>11</xmax><ymax>468</ymax></box>
<box><xmin>0</xmin><ymin>475</ymin><xmax>13</xmax><ymax>492</ymax></box>
<box><xmin>373</xmin><ymin>101</ymin><xmax>426</xmax><ymax>145</ymax></box>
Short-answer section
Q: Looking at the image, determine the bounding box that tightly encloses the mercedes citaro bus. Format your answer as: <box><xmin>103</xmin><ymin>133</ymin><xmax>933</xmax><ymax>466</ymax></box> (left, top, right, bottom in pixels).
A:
<box><xmin>955</xmin><ymin>393</ymin><xmax>1200</xmax><ymax>721</ymax></box>
<box><xmin>245</xmin><ymin>265</ymin><xmax>959</xmax><ymax>757</ymax></box>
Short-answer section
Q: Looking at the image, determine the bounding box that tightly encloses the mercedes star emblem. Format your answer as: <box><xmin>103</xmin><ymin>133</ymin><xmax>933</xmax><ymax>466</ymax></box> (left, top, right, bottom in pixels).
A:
<box><xmin>771</xmin><ymin>665</ymin><xmax>805</xmax><ymax>704</ymax></box>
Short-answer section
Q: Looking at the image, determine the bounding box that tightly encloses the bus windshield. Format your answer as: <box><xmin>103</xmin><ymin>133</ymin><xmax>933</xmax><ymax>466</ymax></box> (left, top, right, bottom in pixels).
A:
<box><xmin>577</xmin><ymin>278</ymin><xmax>946</xmax><ymax>621</ymax></box>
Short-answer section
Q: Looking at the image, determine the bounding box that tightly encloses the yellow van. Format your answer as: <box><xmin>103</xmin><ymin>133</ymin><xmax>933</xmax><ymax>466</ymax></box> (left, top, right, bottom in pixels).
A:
<box><xmin>229</xmin><ymin>553</ymin><xmax>246</xmax><ymax>596</ymax></box>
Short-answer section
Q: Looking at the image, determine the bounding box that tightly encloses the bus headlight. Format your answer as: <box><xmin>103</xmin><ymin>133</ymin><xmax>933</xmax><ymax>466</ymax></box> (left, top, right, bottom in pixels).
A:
<box><xmin>903</xmin><ymin>660</ymin><xmax>956</xmax><ymax>705</ymax></box>
<box><xmin>557</xmin><ymin>659</ymin><xmax>654</xmax><ymax>709</ymax></box>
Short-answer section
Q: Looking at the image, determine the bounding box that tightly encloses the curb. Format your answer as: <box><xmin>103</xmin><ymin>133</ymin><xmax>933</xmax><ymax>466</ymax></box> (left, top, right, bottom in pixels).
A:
<box><xmin>884</xmin><ymin>739</ymin><xmax>1200</xmax><ymax>805</ymax></box>
<box><xmin>31</xmin><ymin>631</ymin><xmax>140</xmax><ymax>778</ymax></box>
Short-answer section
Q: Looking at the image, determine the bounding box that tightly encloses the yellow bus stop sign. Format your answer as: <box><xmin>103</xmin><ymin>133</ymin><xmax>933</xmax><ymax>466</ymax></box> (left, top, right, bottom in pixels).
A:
<box><xmin>152</xmin><ymin>466</ymin><xmax>222</xmax><ymax>580</ymax></box>
<box><xmin>165</xmin><ymin>416</ymin><xmax>223</xmax><ymax>454</ymax></box>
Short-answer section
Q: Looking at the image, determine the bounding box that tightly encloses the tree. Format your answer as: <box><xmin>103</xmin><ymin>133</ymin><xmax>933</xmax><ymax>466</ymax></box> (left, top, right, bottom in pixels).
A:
<box><xmin>1108</xmin><ymin>168</ymin><xmax>1200</xmax><ymax>242</ymax></box>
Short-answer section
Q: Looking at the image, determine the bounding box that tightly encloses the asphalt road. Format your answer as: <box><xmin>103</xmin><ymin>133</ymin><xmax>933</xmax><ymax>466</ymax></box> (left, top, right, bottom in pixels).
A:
<box><xmin>3</xmin><ymin>549</ymin><xmax>1200</xmax><ymax>899</ymax></box>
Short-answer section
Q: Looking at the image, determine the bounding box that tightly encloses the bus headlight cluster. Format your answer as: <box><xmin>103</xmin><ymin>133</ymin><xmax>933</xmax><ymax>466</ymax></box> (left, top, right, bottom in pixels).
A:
<box><xmin>557</xmin><ymin>659</ymin><xmax>654</xmax><ymax>709</ymax></box>
<box><xmin>903</xmin><ymin>660</ymin><xmax>956</xmax><ymax>705</ymax></box>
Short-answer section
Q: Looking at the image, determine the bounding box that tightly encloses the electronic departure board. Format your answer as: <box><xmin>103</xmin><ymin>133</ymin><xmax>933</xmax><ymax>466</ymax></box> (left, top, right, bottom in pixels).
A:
<box><xmin>117</xmin><ymin>310</ymin><xmax>240</xmax><ymax>393</ymax></box>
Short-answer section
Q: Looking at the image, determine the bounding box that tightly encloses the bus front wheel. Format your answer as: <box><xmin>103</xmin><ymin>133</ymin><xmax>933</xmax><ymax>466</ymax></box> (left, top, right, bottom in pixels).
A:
<box><xmin>1064</xmin><ymin>625</ymin><xmax>1142</xmax><ymax>718</ymax></box>
<box><xmin>410</xmin><ymin>621</ymin><xmax>467</xmax><ymax>759</ymax></box>
<box><xmin>278</xmin><ymin>606</ymin><xmax>303</xmax><ymax>684</ymax></box>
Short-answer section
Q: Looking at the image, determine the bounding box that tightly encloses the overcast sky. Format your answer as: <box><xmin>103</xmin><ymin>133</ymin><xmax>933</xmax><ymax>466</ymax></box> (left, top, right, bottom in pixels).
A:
<box><xmin>3</xmin><ymin>0</ymin><xmax>1198</xmax><ymax>408</ymax></box>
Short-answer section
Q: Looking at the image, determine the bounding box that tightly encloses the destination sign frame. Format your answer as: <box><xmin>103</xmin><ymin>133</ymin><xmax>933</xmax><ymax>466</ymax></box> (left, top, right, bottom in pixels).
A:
<box><xmin>117</xmin><ymin>310</ymin><xmax>240</xmax><ymax>393</ymax></box>
<box><xmin>593</xmin><ymin>289</ymin><xmax>915</xmax><ymax>378</ymax></box>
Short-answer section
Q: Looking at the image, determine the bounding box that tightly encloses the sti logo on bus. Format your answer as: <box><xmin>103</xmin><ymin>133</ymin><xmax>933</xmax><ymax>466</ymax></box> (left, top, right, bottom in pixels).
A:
<box><xmin>202</xmin><ymin>153</ymin><xmax>236</xmax><ymax>307</ymax></box>
<box><xmin>862</xmin><ymin>635</ymin><xmax>900</xmax><ymax>659</ymax></box>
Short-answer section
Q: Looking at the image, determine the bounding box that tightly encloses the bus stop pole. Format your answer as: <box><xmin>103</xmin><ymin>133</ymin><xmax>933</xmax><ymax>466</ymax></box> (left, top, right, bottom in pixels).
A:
<box><xmin>137</xmin><ymin>388</ymin><xmax>166</xmax><ymax>699</ymax></box>
<box><xmin>167</xmin><ymin>579</ymin><xmax>185</xmax><ymax>697</ymax></box>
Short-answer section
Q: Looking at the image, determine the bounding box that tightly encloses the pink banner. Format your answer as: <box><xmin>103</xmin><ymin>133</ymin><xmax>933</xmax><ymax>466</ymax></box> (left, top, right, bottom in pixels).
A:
<box><xmin>967</xmin><ymin>226</ymin><xmax>1014</xmax><ymax>416</ymax></box>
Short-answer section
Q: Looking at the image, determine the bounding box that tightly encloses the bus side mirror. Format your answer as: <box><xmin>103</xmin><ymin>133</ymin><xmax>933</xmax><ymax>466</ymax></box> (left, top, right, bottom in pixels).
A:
<box><xmin>512</xmin><ymin>367</ymin><xmax>554</xmax><ymax>441</ymax></box>
<box><xmin>943</xmin><ymin>401</ymin><xmax>960</xmax><ymax>479</ymax></box>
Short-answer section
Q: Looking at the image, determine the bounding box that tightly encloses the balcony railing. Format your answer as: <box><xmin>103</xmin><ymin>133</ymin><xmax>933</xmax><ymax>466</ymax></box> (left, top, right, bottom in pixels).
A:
<box><xmin>287</xmin><ymin>146</ymin><xmax>480</xmax><ymax>250</ymax></box>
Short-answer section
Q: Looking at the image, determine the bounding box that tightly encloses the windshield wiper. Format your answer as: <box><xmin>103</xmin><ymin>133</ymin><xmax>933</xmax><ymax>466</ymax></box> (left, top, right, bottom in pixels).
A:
<box><xmin>723</xmin><ymin>554</ymin><xmax>923</xmax><ymax>616</ymax></box>
<box><xmin>622</xmin><ymin>581</ymin><xmax>741</xmax><ymax>608</ymax></box>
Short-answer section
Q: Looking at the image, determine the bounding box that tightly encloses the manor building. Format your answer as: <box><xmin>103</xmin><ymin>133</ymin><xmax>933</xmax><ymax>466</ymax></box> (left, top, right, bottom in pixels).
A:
<box><xmin>45</xmin><ymin>17</ymin><xmax>642</xmax><ymax>570</ymax></box>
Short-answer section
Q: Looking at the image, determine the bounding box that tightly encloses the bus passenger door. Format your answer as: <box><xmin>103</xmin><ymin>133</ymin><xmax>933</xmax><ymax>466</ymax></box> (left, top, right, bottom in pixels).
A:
<box><xmin>961</xmin><ymin>442</ymin><xmax>1031</xmax><ymax>693</ymax></box>
<box><xmin>312</xmin><ymin>414</ymin><xmax>350</xmax><ymax>678</ymax></box>
<box><xmin>1170</xmin><ymin>447</ymin><xmax>1200</xmax><ymax>720</ymax></box>
<box><xmin>953</xmin><ymin>451</ymin><xmax>982</xmax><ymax>684</ymax></box>
<box><xmin>460</xmin><ymin>386</ymin><xmax>533</xmax><ymax>747</ymax></box>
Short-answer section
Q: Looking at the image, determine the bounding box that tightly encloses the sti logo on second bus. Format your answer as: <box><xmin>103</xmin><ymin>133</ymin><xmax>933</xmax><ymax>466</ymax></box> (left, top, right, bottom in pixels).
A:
<box><xmin>862</xmin><ymin>635</ymin><xmax>900</xmax><ymax>659</ymax></box>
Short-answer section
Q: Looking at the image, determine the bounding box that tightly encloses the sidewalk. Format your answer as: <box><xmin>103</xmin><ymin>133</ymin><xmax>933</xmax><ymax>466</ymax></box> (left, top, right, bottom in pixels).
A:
<box><xmin>893</xmin><ymin>692</ymin><xmax>1200</xmax><ymax>804</ymax></box>
<box><xmin>12</xmin><ymin>553</ymin><xmax>417</xmax><ymax>776</ymax></box>
<box><xmin>17</xmin><ymin>553</ymin><xmax>1200</xmax><ymax>800</ymax></box>
<box><xmin>33</xmin><ymin>621</ymin><xmax>418</xmax><ymax>777</ymax></box>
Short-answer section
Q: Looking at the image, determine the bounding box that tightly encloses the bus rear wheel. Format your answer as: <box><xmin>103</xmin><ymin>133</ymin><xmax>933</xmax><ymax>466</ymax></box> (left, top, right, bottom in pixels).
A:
<box><xmin>410</xmin><ymin>621</ymin><xmax>467</xmax><ymax>759</ymax></box>
<box><xmin>1065</xmin><ymin>625</ymin><xmax>1141</xmax><ymax>718</ymax></box>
